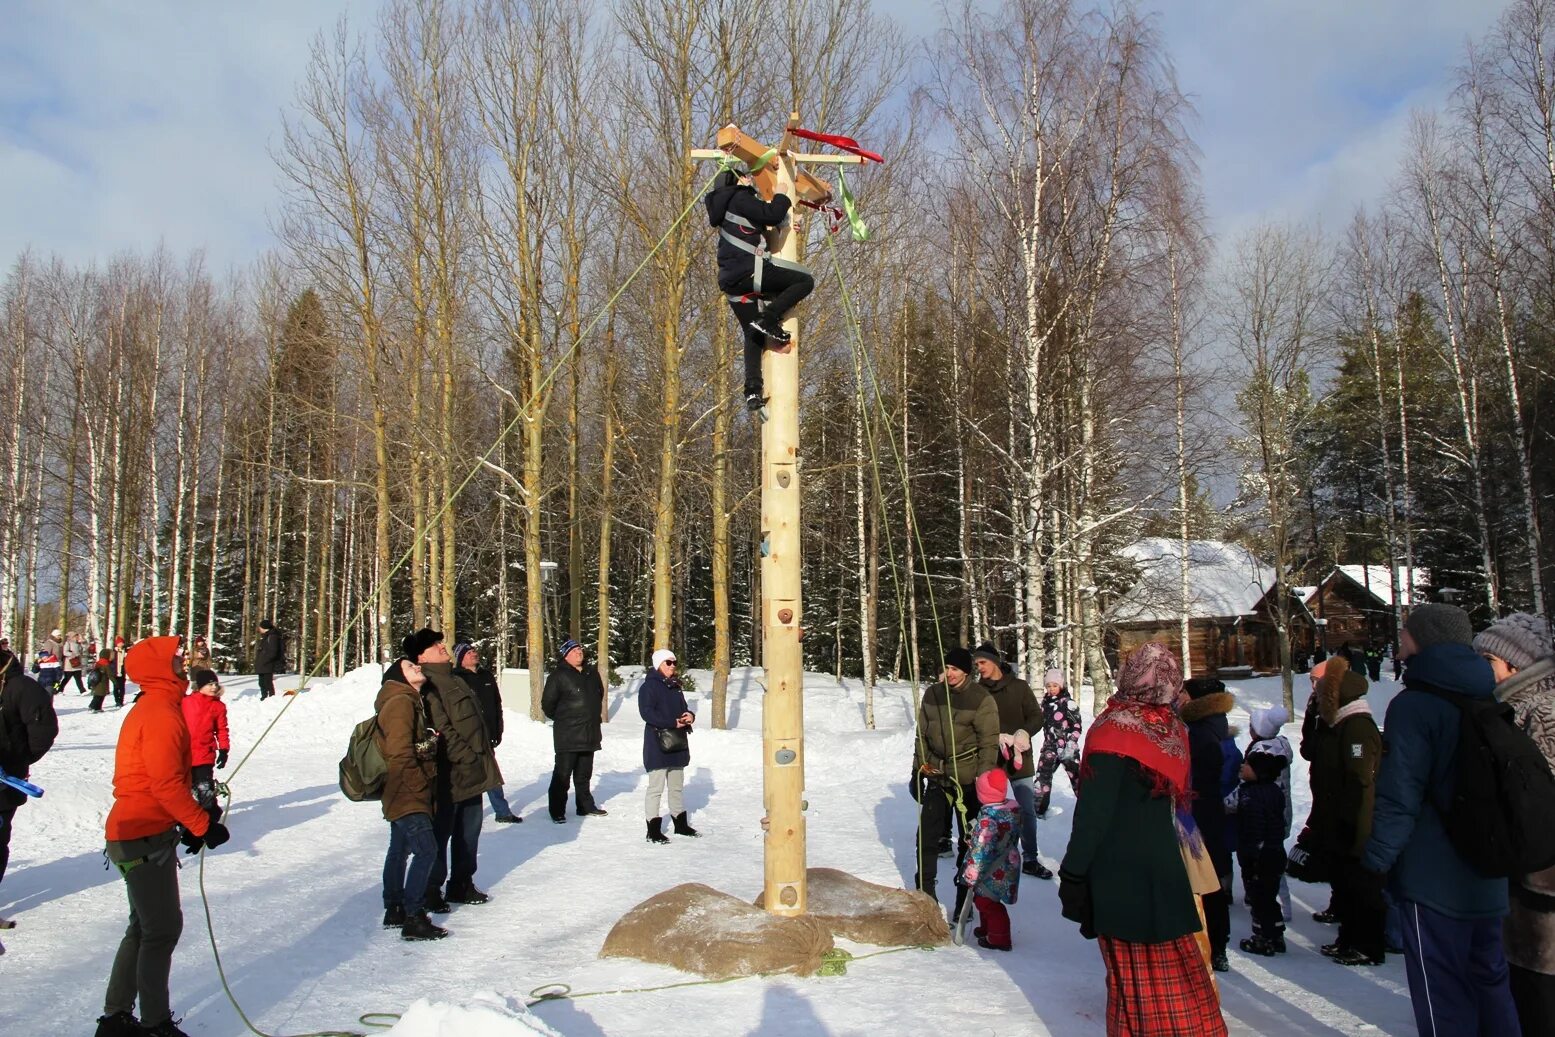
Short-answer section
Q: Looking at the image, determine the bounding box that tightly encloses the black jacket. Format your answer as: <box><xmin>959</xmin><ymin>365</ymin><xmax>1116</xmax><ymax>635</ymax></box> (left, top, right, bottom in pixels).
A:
<box><xmin>541</xmin><ymin>662</ymin><xmax>604</xmax><ymax>753</ymax></box>
<box><xmin>705</xmin><ymin>173</ymin><xmax>793</xmax><ymax>291</ymax></box>
<box><xmin>456</xmin><ymin>665</ymin><xmax>504</xmax><ymax>747</ymax></box>
<box><xmin>1182</xmin><ymin>691</ymin><xmax>1234</xmax><ymax>876</ymax></box>
<box><xmin>0</xmin><ymin>668</ymin><xmax>58</xmax><ymax>808</ymax></box>
<box><xmin>254</xmin><ymin>629</ymin><xmax>284</xmax><ymax>673</ymax></box>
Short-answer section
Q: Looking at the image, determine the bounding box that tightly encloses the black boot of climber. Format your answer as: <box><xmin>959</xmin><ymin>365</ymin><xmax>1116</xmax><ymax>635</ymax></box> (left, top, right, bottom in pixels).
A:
<box><xmin>672</xmin><ymin>812</ymin><xmax>700</xmax><ymax>837</ymax></box>
<box><xmin>646</xmin><ymin>817</ymin><xmax>670</xmax><ymax>844</ymax></box>
<box><xmin>745</xmin><ymin>391</ymin><xmax>767</xmax><ymax>413</ymax></box>
<box><xmin>751</xmin><ymin>314</ymin><xmax>790</xmax><ymax>343</ymax></box>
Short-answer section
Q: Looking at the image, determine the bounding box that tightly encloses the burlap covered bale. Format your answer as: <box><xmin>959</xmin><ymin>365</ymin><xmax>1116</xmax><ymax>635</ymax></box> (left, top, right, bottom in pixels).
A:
<box><xmin>753</xmin><ymin>868</ymin><xmax>951</xmax><ymax>947</ymax></box>
<box><xmin>600</xmin><ymin>883</ymin><xmax>835</xmax><ymax>978</ymax></box>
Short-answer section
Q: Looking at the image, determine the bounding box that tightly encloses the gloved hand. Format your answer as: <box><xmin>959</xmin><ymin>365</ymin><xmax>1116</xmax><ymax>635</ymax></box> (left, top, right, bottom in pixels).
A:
<box><xmin>216</xmin><ymin>748</ymin><xmax>229</xmax><ymax>769</ymax></box>
<box><xmin>180</xmin><ymin>826</ymin><xmax>206</xmax><ymax>855</ymax></box>
<box><xmin>908</xmin><ymin>768</ymin><xmax>922</xmax><ymax>803</ymax></box>
<box><xmin>1058</xmin><ymin>869</ymin><xmax>1095</xmax><ymax>939</ymax></box>
<box><xmin>203</xmin><ymin>821</ymin><xmax>230</xmax><ymax>851</ymax></box>
<box><xmin>490</xmin><ymin>736</ymin><xmax>501</xmax><ymax>748</ymax></box>
<box><xmin>206</xmin><ymin>803</ymin><xmax>224</xmax><ymax>828</ymax></box>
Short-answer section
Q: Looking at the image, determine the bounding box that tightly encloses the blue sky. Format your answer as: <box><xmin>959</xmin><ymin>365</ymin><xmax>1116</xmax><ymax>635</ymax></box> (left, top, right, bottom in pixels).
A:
<box><xmin>0</xmin><ymin>0</ymin><xmax>1503</xmax><ymax>270</ymax></box>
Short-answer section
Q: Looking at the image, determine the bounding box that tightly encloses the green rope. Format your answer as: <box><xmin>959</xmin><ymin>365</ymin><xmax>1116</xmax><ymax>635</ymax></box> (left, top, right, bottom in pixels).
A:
<box><xmin>192</xmin><ymin>168</ymin><xmax>725</xmax><ymax>1037</ymax></box>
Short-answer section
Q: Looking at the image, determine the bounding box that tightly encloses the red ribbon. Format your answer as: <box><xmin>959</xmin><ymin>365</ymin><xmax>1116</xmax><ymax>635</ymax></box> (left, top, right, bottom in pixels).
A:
<box><xmin>788</xmin><ymin>127</ymin><xmax>884</xmax><ymax>164</ymax></box>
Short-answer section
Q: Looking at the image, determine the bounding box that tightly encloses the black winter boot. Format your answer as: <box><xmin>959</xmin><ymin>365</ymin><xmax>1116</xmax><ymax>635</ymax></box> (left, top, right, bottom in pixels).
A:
<box><xmin>672</xmin><ymin>812</ymin><xmax>699</xmax><ymax>837</ymax></box>
<box><xmin>646</xmin><ymin>817</ymin><xmax>670</xmax><ymax>844</ymax></box>
<box><xmin>382</xmin><ymin>905</ymin><xmax>406</xmax><ymax>929</ymax></box>
<box><xmin>446</xmin><ymin>884</ymin><xmax>490</xmax><ymax>905</ymax></box>
<box><xmin>94</xmin><ymin>1012</ymin><xmax>143</xmax><ymax>1037</ymax></box>
<box><xmin>401</xmin><ymin>912</ymin><xmax>450</xmax><ymax>941</ymax></box>
<box><xmin>140</xmin><ymin>1019</ymin><xmax>191</xmax><ymax>1037</ymax></box>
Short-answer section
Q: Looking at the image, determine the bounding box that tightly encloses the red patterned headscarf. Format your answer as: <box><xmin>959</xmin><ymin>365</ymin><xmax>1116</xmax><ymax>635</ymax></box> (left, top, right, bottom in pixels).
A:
<box><xmin>1081</xmin><ymin>642</ymin><xmax>1191</xmax><ymax>800</ymax></box>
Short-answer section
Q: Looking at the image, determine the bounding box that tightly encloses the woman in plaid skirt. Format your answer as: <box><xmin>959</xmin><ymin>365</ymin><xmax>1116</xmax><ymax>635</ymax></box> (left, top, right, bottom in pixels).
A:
<box><xmin>1057</xmin><ymin>642</ymin><xmax>1228</xmax><ymax>1036</ymax></box>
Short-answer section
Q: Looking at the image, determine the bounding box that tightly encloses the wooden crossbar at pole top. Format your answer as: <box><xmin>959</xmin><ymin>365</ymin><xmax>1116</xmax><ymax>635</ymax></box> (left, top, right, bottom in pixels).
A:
<box><xmin>687</xmin><ymin>118</ymin><xmax>827</xmax><ymax>916</ymax></box>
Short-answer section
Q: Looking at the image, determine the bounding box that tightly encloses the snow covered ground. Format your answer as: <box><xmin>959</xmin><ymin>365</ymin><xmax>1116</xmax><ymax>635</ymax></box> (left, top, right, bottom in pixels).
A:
<box><xmin>3</xmin><ymin>664</ymin><xmax>1418</xmax><ymax>1036</ymax></box>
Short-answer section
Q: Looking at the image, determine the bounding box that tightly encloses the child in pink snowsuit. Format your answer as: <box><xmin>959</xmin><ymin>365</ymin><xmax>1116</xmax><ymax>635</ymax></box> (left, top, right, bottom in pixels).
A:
<box><xmin>963</xmin><ymin>768</ymin><xmax>1022</xmax><ymax>950</ymax></box>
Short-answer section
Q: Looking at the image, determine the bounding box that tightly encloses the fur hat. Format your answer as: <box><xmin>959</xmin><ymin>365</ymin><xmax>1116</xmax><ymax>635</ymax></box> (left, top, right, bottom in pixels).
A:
<box><xmin>1405</xmin><ymin>603</ymin><xmax>1474</xmax><ymax>651</ymax></box>
<box><xmin>1249</xmin><ymin>705</ymin><xmax>1290</xmax><ymax>741</ymax></box>
<box><xmin>1116</xmin><ymin>642</ymin><xmax>1183</xmax><ymax>706</ymax></box>
<box><xmin>1183</xmin><ymin>676</ymin><xmax>1226</xmax><ymax>700</ymax></box>
<box><xmin>1043</xmin><ymin>668</ymin><xmax>1066</xmax><ymax>689</ymax></box>
<box><xmin>944</xmin><ymin>647</ymin><xmax>974</xmax><ymax>673</ymax></box>
<box><xmin>1474</xmin><ymin>612</ymin><xmax>1552</xmax><ymax>672</ymax></box>
<box><xmin>975</xmin><ymin>769</ymin><xmax>1009</xmax><ymax>806</ymax></box>
<box><xmin>401</xmin><ymin>627</ymin><xmax>444</xmax><ymax>662</ymax></box>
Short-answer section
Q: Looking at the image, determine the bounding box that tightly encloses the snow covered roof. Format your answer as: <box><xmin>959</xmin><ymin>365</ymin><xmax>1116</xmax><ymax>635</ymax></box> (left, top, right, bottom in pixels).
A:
<box><xmin>1331</xmin><ymin>565</ymin><xmax>1430</xmax><ymax>607</ymax></box>
<box><xmin>1110</xmin><ymin>538</ymin><xmax>1275</xmax><ymax>624</ymax></box>
<box><xmin>1293</xmin><ymin>586</ymin><xmax>1318</xmax><ymax>605</ymax></box>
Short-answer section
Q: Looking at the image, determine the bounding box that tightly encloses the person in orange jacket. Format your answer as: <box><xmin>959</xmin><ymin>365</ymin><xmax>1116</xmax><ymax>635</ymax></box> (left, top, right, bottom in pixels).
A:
<box><xmin>94</xmin><ymin>636</ymin><xmax>231</xmax><ymax>1037</ymax></box>
<box><xmin>181</xmin><ymin>668</ymin><xmax>230</xmax><ymax>810</ymax></box>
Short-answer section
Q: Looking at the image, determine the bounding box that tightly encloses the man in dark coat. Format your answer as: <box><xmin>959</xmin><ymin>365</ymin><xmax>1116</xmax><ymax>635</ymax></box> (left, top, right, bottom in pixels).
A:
<box><xmin>1181</xmin><ymin>676</ymin><xmax>1235</xmax><ymax>972</ymax></box>
<box><xmin>0</xmin><ymin>647</ymin><xmax>58</xmax><ymax>915</ymax></box>
<box><xmin>541</xmin><ymin>638</ymin><xmax>606</xmax><ymax>823</ymax></box>
<box><xmin>972</xmin><ymin>643</ymin><xmax>1050</xmax><ymax>879</ymax></box>
<box><xmin>453</xmin><ymin>643</ymin><xmax>520</xmax><ymax>824</ymax></box>
<box><xmin>253</xmin><ymin>620</ymin><xmax>284</xmax><ymax>701</ymax></box>
<box><xmin>407</xmin><ymin>628</ymin><xmax>502</xmax><ymax>908</ymax></box>
<box><xmin>1364</xmin><ymin>604</ymin><xmax>1521</xmax><ymax>1036</ymax></box>
<box><xmin>704</xmin><ymin>167</ymin><xmax>815</xmax><ymax>411</ymax></box>
<box><xmin>912</xmin><ymin>646</ymin><xmax>1000</xmax><ymax>917</ymax></box>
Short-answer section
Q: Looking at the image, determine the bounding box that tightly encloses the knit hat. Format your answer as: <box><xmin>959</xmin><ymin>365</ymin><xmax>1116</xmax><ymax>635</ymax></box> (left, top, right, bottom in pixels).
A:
<box><xmin>975</xmin><ymin>769</ymin><xmax>1009</xmax><ymax>806</ymax></box>
<box><xmin>190</xmin><ymin>668</ymin><xmax>219</xmax><ymax>692</ymax></box>
<box><xmin>651</xmin><ymin>648</ymin><xmax>676</xmax><ymax>670</ymax></box>
<box><xmin>1183</xmin><ymin>676</ymin><xmax>1226</xmax><ymax>700</ymax></box>
<box><xmin>944</xmin><ymin>646</ymin><xmax>974</xmax><ymax>673</ymax></box>
<box><xmin>559</xmin><ymin>638</ymin><xmax>583</xmax><ymax>660</ymax></box>
<box><xmin>1248</xmin><ymin>705</ymin><xmax>1290</xmax><ymax>741</ymax></box>
<box><xmin>1115</xmin><ymin>642</ymin><xmax>1183</xmax><ymax>706</ymax></box>
<box><xmin>452</xmin><ymin>642</ymin><xmax>476</xmax><ymax>667</ymax></box>
<box><xmin>401</xmin><ymin>627</ymin><xmax>444</xmax><ymax>661</ymax></box>
<box><xmin>971</xmin><ymin>642</ymin><xmax>1003</xmax><ymax>667</ymax></box>
<box><xmin>1474</xmin><ymin>612</ymin><xmax>1553</xmax><ymax>671</ymax></box>
<box><xmin>1405</xmin><ymin>603</ymin><xmax>1474</xmax><ymax>651</ymax></box>
<box><xmin>1043</xmin><ymin>668</ymin><xmax>1066</xmax><ymax>689</ymax></box>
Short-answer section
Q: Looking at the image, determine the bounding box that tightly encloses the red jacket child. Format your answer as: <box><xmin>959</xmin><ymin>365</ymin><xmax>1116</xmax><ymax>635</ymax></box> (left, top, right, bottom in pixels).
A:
<box><xmin>181</xmin><ymin>669</ymin><xmax>230</xmax><ymax>769</ymax></box>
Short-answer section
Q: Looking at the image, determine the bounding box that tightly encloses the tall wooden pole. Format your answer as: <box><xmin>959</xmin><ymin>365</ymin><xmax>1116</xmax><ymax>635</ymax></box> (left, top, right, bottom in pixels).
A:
<box><xmin>761</xmin><ymin>114</ymin><xmax>807</xmax><ymax>915</ymax></box>
<box><xmin>689</xmin><ymin>118</ymin><xmax>861</xmax><ymax>917</ymax></box>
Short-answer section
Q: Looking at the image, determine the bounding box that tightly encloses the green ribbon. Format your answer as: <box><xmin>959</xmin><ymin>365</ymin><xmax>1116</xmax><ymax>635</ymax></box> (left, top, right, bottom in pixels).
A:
<box><xmin>718</xmin><ymin>148</ymin><xmax>777</xmax><ymax>176</ymax></box>
<box><xmin>837</xmin><ymin>167</ymin><xmax>870</xmax><ymax>242</ymax></box>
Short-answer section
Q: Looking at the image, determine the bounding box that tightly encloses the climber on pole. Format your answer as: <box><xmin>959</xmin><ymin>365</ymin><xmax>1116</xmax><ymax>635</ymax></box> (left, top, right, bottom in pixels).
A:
<box><xmin>705</xmin><ymin>166</ymin><xmax>815</xmax><ymax>412</ymax></box>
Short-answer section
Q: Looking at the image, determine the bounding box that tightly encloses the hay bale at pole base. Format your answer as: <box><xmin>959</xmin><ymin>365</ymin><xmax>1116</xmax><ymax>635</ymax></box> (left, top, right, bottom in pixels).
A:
<box><xmin>753</xmin><ymin>868</ymin><xmax>951</xmax><ymax>947</ymax></box>
<box><xmin>600</xmin><ymin>883</ymin><xmax>834</xmax><ymax>978</ymax></box>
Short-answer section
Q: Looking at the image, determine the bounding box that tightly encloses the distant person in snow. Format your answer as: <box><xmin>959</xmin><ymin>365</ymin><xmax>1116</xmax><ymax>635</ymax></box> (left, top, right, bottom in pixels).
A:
<box><xmin>0</xmin><ymin>646</ymin><xmax>58</xmax><ymax>918</ymax></box>
<box><xmin>59</xmin><ymin>631</ymin><xmax>86</xmax><ymax>695</ymax></box>
<box><xmin>253</xmin><ymin>620</ymin><xmax>284</xmax><ymax>701</ymax></box>
<box><xmin>181</xmin><ymin>669</ymin><xmax>229</xmax><ymax>812</ymax></box>
<box><xmin>541</xmin><ymin>638</ymin><xmax>607</xmax><ymax>824</ymax></box>
<box><xmin>37</xmin><ymin>629</ymin><xmax>62</xmax><ymax>695</ymax></box>
<box><xmin>94</xmin><ymin>636</ymin><xmax>230</xmax><ymax>1037</ymax></box>
<box><xmin>452</xmin><ymin>642</ymin><xmax>520</xmax><ymax>824</ymax></box>
<box><xmin>1034</xmin><ymin>667</ymin><xmax>1083</xmax><ymax>820</ymax></box>
<box><xmin>639</xmin><ymin>648</ymin><xmax>697</xmax><ymax>844</ymax></box>
<box><xmin>110</xmin><ymin>636</ymin><xmax>130</xmax><ymax>708</ymax></box>
<box><xmin>185</xmin><ymin>635</ymin><xmax>213</xmax><ymax>675</ymax></box>
<box><xmin>89</xmin><ymin>647</ymin><xmax>113</xmax><ymax>713</ymax></box>
<box><xmin>704</xmin><ymin>166</ymin><xmax>815</xmax><ymax>412</ymax></box>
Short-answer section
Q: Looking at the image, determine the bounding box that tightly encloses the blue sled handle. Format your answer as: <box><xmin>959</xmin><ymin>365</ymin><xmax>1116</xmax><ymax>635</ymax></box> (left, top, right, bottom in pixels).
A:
<box><xmin>0</xmin><ymin>769</ymin><xmax>42</xmax><ymax>798</ymax></box>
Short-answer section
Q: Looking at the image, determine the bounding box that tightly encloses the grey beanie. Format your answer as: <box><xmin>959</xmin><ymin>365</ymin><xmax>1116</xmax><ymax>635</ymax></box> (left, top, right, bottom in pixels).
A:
<box><xmin>1474</xmin><ymin>612</ymin><xmax>1553</xmax><ymax>671</ymax></box>
<box><xmin>1405</xmin><ymin>603</ymin><xmax>1474</xmax><ymax>651</ymax></box>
